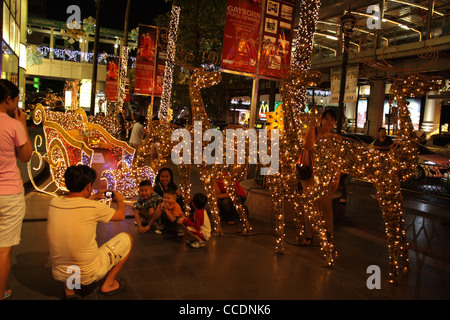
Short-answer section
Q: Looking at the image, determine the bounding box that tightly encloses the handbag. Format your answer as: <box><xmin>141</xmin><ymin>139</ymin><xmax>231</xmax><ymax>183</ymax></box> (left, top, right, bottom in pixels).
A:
<box><xmin>296</xmin><ymin>148</ymin><xmax>312</xmax><ymax>180</ymax></box>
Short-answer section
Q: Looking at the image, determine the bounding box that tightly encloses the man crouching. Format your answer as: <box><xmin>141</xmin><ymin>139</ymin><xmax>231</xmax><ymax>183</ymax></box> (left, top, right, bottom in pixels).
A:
<box><xmin>47</xmin><ymin>165</ymin><xmax>133</xmax><ymax>299</ymax></box>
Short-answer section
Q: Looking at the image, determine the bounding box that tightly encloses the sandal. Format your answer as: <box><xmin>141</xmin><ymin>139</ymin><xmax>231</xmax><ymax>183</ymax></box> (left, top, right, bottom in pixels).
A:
<box><xmin>64</xmin><ymin>292</ymin><xmax>81</xmax><ymax>300</ymax></box>
<box><xmin>302</xmin><ymin>237</ymin><xmax>313</xmax><ymax>246</ymax></box>
<box><xmin>99</xmin><ymin>278</ymin><xmax>127</xmax><ymax>296</ymax></box>
<box><xmin>3</xmin><ymin>290</ymin><xmax>11</xmax><ymax>300</ymax></box>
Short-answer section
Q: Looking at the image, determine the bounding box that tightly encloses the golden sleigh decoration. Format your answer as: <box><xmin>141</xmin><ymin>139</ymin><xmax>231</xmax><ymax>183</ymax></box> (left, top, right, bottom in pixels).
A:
<box><xmin>28</xmin><ymin>104</ymin><xmax>154</xmax><ymax>198</ymax></box>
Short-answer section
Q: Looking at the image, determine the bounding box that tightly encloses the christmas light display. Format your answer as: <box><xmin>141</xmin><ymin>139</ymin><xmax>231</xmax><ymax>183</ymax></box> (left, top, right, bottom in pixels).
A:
<box><xmin>158</xmin><ymin>2</ymin><xmax>181</xmax><ymax>121</ymax></box>
<box><xmin>115</xmin><ymin>45</ymin><xmax>129</xmax><ymax>114</ymax></box>
<box><xmin>28</xmin><ymin>104</ymin><xmax>143</xmax><ymax>197</ymax></box>
<box><xmin>29</xmin><ymin>45</ymin><xmax>136</xmax><ymax>65</ymax></box>
<box><xmin>263</xmin><ymin>0</ymin><xmax>324</xmax><ymax>256</ymax></box>
<box><xmin>28</xmin><ymin>104</ymin><xmax>94</xmax><ymax>195</ymax></box>
<box><xmin>87</xmin><ymin>113</ymin><xmax>121</xmax><ymax>138</ymax></box>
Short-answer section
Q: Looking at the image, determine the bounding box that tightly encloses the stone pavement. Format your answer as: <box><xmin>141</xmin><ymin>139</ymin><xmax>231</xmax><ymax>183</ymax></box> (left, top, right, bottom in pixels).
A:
<box><xmin>6</xmin><ymin>163</ymin><xmax>450</xmax><ymax>303</ymax></box>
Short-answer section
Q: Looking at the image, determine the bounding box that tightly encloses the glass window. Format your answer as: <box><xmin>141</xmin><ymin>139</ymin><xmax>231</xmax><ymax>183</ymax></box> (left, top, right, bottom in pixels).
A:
<box><xmin>3</xmin><ymin>4</ymin><xmax>10</xmax><ymax>45</ymax></box>
<box><xmin>15</xmin><ymin>22</ymin><xmax>20</xmax><ymax>54</ymax></box>
<box><xmin>10</xmin><ymin>17</ymin><xmax>16</xmax><ymax>54</ymax></box>
<box><xmin>10</xmin><ymin>0</ymin><xmax>15</xmax><ymax>18</ymax></box>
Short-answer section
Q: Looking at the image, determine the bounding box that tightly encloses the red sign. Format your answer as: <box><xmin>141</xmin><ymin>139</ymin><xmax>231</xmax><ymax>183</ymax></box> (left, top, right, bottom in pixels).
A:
<box><xmin>259</xmin><ymin>0</ymin><xmax>296</xmax><ymax>78</ymax></box>
<box><xmin>135</xmin><ymin>25</ymin><xmax>157</xmax><ymax>95</ymax></box>
<box><xmin>221</xmin><ymin>0</ymin><xmax>296</xmax><ymax>79</ymax></box>
<box><xmin>105</xmin><ymin>57</ymin><xmax>119</xmax><ymax>101</ymax></box>
<box><xmin>221</xmin><ymin>0</ymin><xmax>261</xmax><ymax>74</ymax></box>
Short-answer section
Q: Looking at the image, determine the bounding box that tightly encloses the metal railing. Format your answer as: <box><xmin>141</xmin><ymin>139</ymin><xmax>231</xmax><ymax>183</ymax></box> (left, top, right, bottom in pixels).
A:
<box><xmin>402</xmin><ymin>164</ymin><xmax>450</xmax><ymax>198</ymax></box>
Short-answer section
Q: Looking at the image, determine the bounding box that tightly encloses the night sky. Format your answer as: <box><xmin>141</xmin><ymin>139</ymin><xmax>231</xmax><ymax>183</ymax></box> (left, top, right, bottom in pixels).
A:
<box><xmin>42</xmin><ymin>0</ymin><xmax>172</xmax><ymax>30</ymax></box>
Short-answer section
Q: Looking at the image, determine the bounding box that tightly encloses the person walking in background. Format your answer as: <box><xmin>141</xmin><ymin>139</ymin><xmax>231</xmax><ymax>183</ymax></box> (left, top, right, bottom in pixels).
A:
<box><xmin>0</xmin><ymin>79</ymin><xmax>32</xmax><ymax>300</ymax></box>
<box><xmin>373</xmin><ymin>127</ymin><xmax>394</xmax><ymax>151</ymax></box>
<box><xmin>129</xmin><ymin>115</ymin><xmax>146</xmax><ymax>149</ymax></box>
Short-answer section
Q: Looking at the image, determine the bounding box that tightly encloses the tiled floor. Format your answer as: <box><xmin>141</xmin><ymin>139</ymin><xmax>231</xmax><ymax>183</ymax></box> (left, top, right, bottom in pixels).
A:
<box><xmin>6</xmin><ymin>163</ymin><xmax>450</xmax><ymax>302</ymax></box>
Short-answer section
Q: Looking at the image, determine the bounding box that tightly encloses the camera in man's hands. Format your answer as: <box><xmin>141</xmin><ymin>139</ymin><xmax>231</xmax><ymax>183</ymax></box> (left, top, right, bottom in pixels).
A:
<box><xmin>104</xmin><ymin>191</ymin><xmax>114</xmax><ymax>199</ymax></box>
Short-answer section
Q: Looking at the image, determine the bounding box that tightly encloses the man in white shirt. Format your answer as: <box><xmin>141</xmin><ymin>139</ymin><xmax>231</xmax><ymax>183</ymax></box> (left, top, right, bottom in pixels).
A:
<box><xmin>129</xmin><ymin>115</ymin><xmax>146</xmax><ymax>148</ymax></box>
<box><xmin>47</xmin><ymin>165</ymin><xmax>132</xmax><ymax>299</ymax></box>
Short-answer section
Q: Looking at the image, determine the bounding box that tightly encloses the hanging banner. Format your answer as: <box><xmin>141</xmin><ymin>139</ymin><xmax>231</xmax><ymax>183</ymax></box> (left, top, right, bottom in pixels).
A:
<box><xmin>134</xmin><ymin>25</ymin><xmax>157</xmax><ymax>95</ymax></box>
<box><xmin>259</xmin><ymin>0</ymin><xmax>296</xmax><ymax>78</ymax></box>
<box><xmin>105</xmin><ymin>57</ymin><xmax>119</xmax><ymax>101</ymax></box>
<box><xmin>221</xmin><ymin>0</ymin><xmax>262</xmax><ymax>74</ymax></box>
<box><xmin>329</xmin><ymin>68</ymin><xmax>341</xmax><ymax>104</ymax></box>
<box><xmin>344</xmin><ymin>65</ymin><xmax>359</xmax><ymax>103</ymax></box>
<box><xmin>154</xmin><ymin>30</ymin><xmax>168</xmax><ymax>96</ymax></box>
<box><xmin>329</xmin><ymin>65</ymin><xmax>359</xmax><ymax>104</ymax></box>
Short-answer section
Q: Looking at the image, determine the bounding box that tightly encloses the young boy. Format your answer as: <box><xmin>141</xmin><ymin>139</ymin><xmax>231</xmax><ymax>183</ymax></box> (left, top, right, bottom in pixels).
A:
<box><xmin>177</xmin><ymin>193</ymin><xmax>211</xmax><ymax>248</ymax></box>
<box><xmin>133</xmin><ymin>180</ymin><xmax>162</xmax><ymax>234</ymax></box>
<box><xmin>151</xmin><ymin>190</ymin><xmax>184</xmax><ymax>236</ymax></box>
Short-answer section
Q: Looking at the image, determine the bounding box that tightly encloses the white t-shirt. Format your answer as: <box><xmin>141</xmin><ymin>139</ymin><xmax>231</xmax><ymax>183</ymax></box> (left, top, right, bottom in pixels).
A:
<box><xmin>129</xmin><ymin>122</ymin><xmax>145</xmax><ymax>145</ymax></box>
<box><xmin>47</xmin><ymin>196</ymin><xmax>115</xmax><ymax>284</ymax></box>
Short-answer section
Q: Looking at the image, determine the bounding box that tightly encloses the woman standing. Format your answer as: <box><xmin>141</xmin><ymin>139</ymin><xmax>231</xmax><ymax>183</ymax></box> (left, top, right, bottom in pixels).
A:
<box><xmin>301</xmin><ymin>109</ymin><xmax>341</xmax><ymax>245</ymax></box>
<box><xmin>0</xmin><ymin>80</ymin><xmax>32</xmax><ymax>300</ymax></box>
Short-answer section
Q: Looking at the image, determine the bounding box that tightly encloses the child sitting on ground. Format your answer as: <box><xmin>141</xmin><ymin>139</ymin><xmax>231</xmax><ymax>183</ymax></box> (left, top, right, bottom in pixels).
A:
<box><xmin>133</xmin><ymin>180</ymin><xmax>162</xmax><ymax>234</ymax></box>
<box><xmin>177</xmin><ymin>193</ymin><xmax>211</xmax><ymax>248</ymax></box>
<box><xmin>151</xmin><ymin>190</ymin><xmax>184</xmax><ymax>236</ymax></box>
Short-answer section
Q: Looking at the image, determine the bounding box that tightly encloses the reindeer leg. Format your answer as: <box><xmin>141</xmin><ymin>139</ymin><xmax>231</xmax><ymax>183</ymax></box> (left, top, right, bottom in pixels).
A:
<box><xmin>375</xmin><ymin>181</ymin><xmax>410</xmax><ymax>285</ymax></box>
<box><xmin>267</xmin><ymin>175</ymin><xmax>286</xmax><ymax>253</ymax></box>
<box><xmin>223</xmin><ymin>167</ymin><xmax>252</xmax><ymax>234</ymax></box>
<box><xmin>202</xmin><ymin>168</ymin><xmax>223</xmax><ymax>236</ymax></box>
<box><xmin>177</xmin><ymin>164</ymin><xmax>192</xmax><ymax>214</ymax></box>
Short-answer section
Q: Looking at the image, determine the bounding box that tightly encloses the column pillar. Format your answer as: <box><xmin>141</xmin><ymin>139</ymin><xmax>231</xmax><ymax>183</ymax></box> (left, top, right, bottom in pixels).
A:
<box><xmin>421</xmin><ymin>91</ymin><xmax>438</xmax><ymax>133</ymax></box>
<box><xmin>367</xmin><ymin>77</ymin><xmax>386</xmax><ymax>137</ymax></box>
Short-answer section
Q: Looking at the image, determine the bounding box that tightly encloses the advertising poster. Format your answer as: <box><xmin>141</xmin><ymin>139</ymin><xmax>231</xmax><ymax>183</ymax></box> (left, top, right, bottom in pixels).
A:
<box><xmin>153</xmin><ymin>29</ymin><xmax>168</xmax><ymax>96</ymax></box>
<box><xmin>259</xmin><ymin>0</ymin><xmax>296</xmax><ymax>78</ymax></box>
<box><xmin>329</xmin><ymin>68</ymin><xmax>341</xmax><ymax>104</ymax></box>
<box><xmin>329</xmin><ymin>65</ymin><xmax>359</xmax><ymax>104</ymax></box>
<box><xmin>105</xmin><ymin>57</ymin><xmax>119</xmax><ymax>101</ymax></box>
<box><xmin>221</xmin><ymin>0</ymin><xmax>262</xmax><ymax>74</ymax></box>
<box><xmin>344</xmin><ymin>65</ymin><xmax>359</xmax><ymax>103</ymax></box>
<box><xmin>134</xmin><ymin>25</ymin><xmax>157</xmax><ymax>95</ymax></box>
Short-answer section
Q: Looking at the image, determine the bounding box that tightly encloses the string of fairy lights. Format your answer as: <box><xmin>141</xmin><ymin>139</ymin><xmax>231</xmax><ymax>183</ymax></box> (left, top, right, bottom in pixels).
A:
<box><xmin>115</xmin><ymin>45</ymin><xmax>129</xmax><ymax>115</ymax></box>
<box><xmin>29</xmin><ymin>45</ymin><xmax>136</xmax><ymax>66</ymax></box>
<box><xmin>158</xmin><ymin>2</ymin><xmax>181</xmax><ymax>122</ymax></box>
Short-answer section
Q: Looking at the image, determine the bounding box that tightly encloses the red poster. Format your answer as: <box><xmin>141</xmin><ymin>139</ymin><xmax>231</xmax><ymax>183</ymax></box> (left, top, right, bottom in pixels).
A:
<box><xmin>259</xmin><ymin>0</ymin><xmax>296</xmax><ymax>78</ymax></box>
<box><xmin>153</xmin><ymin>30</ymin><xmax>168</xmax><ymax>96</ymax></box>
<box><xmin>154</xmin><ymin>63</ymin><xmax>165</xmax><ymax>96</ymax></box>
<box><xmin>105</xmin><ymin>57</ymin><xmax>119</xmax><ymax>101</ymax></box>
<box><xmin>135</xmin><ymin>25</ymin><xmax>157</xmax><ymax>95</ymax></box>
<box><xmin>221</xmin><ymin>0</ymin><xmax>262</xmax><ymax>74</ymax></box>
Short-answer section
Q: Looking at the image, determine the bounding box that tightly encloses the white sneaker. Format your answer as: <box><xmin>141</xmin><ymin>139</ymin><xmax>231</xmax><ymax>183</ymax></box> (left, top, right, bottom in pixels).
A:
<box><xmin>154</xmin><ymin>229</ymin><xmax>163</xmax><ymax>234</ymax></box>
<box><xmin>190</xmin><ymin>241</ymin><xmax>205</xmax><ymax>248</ymax></box>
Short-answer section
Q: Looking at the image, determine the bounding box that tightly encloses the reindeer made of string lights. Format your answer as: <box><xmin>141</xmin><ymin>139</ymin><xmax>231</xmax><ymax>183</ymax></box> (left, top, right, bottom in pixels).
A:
<box><xmin>275</xmin><ymin>4</ymin><xmax>445</xmax><ymax>284</ymax></box>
